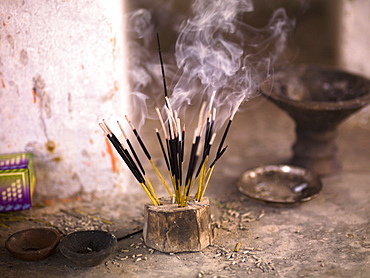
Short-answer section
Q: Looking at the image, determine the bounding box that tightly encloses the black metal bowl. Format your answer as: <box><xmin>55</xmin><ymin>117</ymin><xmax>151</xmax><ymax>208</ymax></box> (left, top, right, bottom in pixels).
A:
<box><xmin>237</xmin><ymin>165</ymin><xmax>322</xmax><ymax>205</ymax></box>
<box><xmin>59</xmin><ymin>230</ymin><xmax>117</xmax><ymax>267</ymax></box>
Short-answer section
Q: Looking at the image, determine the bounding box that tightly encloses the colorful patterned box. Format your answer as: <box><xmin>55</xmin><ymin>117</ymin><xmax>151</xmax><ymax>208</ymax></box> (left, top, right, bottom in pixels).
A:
<box><xmin>0</xmin><ymin>153</ymin><xmax>36</xmax><ymax>212</ymax></box>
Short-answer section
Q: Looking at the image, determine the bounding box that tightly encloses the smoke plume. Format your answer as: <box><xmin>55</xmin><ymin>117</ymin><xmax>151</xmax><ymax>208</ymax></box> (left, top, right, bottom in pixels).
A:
<box><xmin>121</xmin><ymin>0</ymin><xmax>294</xmax><ymax>130</ymax></box>
<box><xmin>170</xmin><ymin>0</ymin><xmax>294</xmax><ymax>128</ymax></box>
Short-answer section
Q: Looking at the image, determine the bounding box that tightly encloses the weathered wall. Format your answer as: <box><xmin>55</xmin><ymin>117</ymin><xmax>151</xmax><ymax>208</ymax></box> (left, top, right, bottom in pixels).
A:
<box><xmin>339</xmin><ymin>0</ymin><xmax>370</xmax><ymax>124</ymax></box>
<box><xmin>1</xmin><ymin>0</ymin><xmax>370</xmax><ymax>199</ymax></box>
<box><xmin>339</xmin><ymin>0</ymin><xmax>370</xmax><ymax>78</ymax></box>
<box><xmin>0</xmin><ymin>0</ymin><xmax>133</xmax><ymax>198</ymax></box>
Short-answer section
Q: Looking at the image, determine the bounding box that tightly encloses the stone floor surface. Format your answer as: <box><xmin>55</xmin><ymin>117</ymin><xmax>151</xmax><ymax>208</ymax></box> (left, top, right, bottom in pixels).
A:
<box><xmin>1</xmin><ymin>97</ymin><xmax>369</xmax><ymax>277</ymax></box>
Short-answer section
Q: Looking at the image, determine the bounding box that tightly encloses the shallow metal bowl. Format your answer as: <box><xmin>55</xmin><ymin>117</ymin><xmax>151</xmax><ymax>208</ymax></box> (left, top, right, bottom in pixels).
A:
<box><xmin>5</xmin><ymin>228</ymin><xmax>60</xmax><ymax>261</ymax></box>
<box><xmin>59</xmin><ymin>230</ymin><xmax>117</xmax><ymax>267</ymax></box>
<box><xmin>237</xmin><ymin>165</ymin><xmax>322</xmax><ymax>205</ymax></box>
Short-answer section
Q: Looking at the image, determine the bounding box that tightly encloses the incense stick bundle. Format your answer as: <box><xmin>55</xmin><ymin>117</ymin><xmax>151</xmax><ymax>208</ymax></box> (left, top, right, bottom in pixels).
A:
<box><xmin>100</xmin><ymin>94</ymin><xmax>243</xmax><ymax>206</ymax></box>
<box><xmin>100</xmin><ymin>36</ymin><xmax>245</xmax><ymax>206</ymax></box>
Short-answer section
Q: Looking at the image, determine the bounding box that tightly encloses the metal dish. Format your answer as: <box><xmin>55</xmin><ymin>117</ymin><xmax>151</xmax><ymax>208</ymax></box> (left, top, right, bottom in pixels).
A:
<box><xmin>237</xmin><ymin>165</ymin><xmax>322</xmax><ymax>205</ymax></box>
<box><xmin>5</xmin><ymin>228</ymin><xmax>60</xmax><ymax>261</ymax></box>
<box><xmin>59</xmin><ymin>230</ymin><xmax>117</xmax><ymax>267</ymax></box>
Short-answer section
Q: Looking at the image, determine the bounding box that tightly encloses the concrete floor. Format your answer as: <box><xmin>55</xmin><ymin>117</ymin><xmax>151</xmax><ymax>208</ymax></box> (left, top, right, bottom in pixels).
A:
<box><xmin>1</xmin><ymin>96</ymin><xmax>369</xmax><ymax>277</ymax></box>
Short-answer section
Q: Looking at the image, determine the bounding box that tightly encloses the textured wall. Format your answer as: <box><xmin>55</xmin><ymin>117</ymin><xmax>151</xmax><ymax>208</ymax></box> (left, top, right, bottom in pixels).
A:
<box><xmin>1</xmin><ymin>0</ymin><xmax>370</xmax><ymax>199</ymax></box>
<box><xmin>339</xmin><ymin>0</ymin><xmax>370</xmax><ymax>78</ymax></box>
<box><xmin>339</xmin><ymin>0</ymin><xmax>370</xmax><ymax>123</ymax></box>
<box><xmin>0</xmin><ymin>0</ymin><xmax>132</xmax><ymax>198</ymax></box>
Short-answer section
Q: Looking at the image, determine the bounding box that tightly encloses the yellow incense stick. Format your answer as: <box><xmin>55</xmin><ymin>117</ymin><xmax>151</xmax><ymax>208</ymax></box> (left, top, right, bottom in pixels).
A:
<box><xmin>140</xmin><ymin>182</ymin><xmax>160</xmax><ymax>206</ymax></box>
<box><xmin>199</xmin><ymin>165</ymin><xmax>215</xmax><ymax>201</ymax></box>
<box><xmin>196</xmin><ymin>158</ymin><xmax>208</xmax><ymax>200</ymax></box>
<box><xmin>144</xmin><ymin>175</ymin><xmax>160</xmax><ymax>205</ymax></box>
<box><xmin>183</xmin><ymin>177</ymin><xmax>197</xmax><ymax>205</ymax></box>
<box><xmin>149</xmin><ymin>159</ymin><xmax>174</xmax><ymax>198</ymax></box>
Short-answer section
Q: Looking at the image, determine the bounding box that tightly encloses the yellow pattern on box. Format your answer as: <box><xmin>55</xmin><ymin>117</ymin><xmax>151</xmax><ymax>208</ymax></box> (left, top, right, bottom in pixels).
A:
<box><xmin>0</xmin><ymin>153</ymin><xmax>35</xmax><ymax>212</ymax></box>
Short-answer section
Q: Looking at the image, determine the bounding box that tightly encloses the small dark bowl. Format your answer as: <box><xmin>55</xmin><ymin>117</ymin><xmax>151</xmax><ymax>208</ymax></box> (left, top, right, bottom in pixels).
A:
<box><xmin>5</xmin><ymin>228</ymin><xmax>60</xmax><ymax>261</ymax></box>
<box><xmin>59</xmin><ymin>230</ymin><xmax>117</xmax><ymax>267</ymax></box>
<box><xmin>237</xmin><ymin>165</ymin><xmax>322</xmax><ymax>206</ymax></box>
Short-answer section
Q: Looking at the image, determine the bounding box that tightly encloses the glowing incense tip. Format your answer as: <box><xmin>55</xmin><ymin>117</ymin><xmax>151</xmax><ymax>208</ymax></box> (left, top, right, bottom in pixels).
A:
<box><xmin>155</xmin><ymin>107</ymin><xmax>168</xmax><ymax>139</ymax></box>
<box><xmin>197</xmin><ymin>102</ymin><xmax>207</xmax><ymax>131</ymax></box>
<box><xmin>230</xmin><ymin>96</ymin><xmax>245</xmax><ymax>120</ymax></box>
<box><xmin>195</xmin><ymin>139</ymin><xmax>203</xmax><ymax>157</ymax></box>
<box><xmin>117</xmin><ymin>121</ymin><xmax>128</xmax><ymax>140</ymax></box>
<box><xmin>102</xmin><ymin>119</ymin><xmax>113</xmax><ymax>135</ymax></box>
<box><xmin>177</xmin><ymin>118</ymin><xmax>182</xmax><ymax>141</ymax></box>
<box><xmin>99</xmin><ymin>122</ymin><xmax>109</xmax><ymax>135</ymax></box>
<box><xmin>165</xmin><ymin>96</ymin><xmax>174</xmax><ymax>114</ymax></box>
<box><xmin>212</xmin><ymin>107</ymin><xmax>217</xmax><ymax>122</ymax></box>
<box><xmin>193</xmin><ymin>126</ymin><xmax>201</xmax><ymax>141</ymax></box>
<box><xmin>167</xmin><ymin>109</ymin><xmax>175</xmax><ymax>140</ymax></box>
<box><xmin>125</xmin><ymin>115</ymin><xmax>136</xmax><ymax>130</ymax></box>
<box><xmin>209</xmin><ymin>132</ymin><xmax>217</xmax><ymax>145</ymax></box>
<box><xmin>173</xmin><ymin>110</ymin><xmax>179</xmax><ymax>136</ymax></box>
<box><xmin>209</xmin><ymin>90</ymin><xmax>216</xmax><ymax>111</ymax></box>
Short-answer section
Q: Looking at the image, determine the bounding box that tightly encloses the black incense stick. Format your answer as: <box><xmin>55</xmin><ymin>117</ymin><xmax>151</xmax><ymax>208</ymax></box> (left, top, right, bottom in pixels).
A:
<box><xmin>118</xmin><ymin>121</ymin><xmax>146</xmax><ymax>176</ymax></box>
<box><xmin>210</xmin><ymin>145</ymin><xmax>228</xmax><ymax>168</ymax></box>
<box><xmin>215</xmin><ymin>96</ymin><xmax>244</xmax><ymax>156</ymax></box>
<box><xmin>156</xmin><ymin>128</ymin><xmax>170</xmax><ymax>171</ymax></box>
<box><xmin>100</xmin><ymin>122</ymin><xmax>144</xmax><ymax>184</ymax></box>
<box><xmin>156</xmin><ymin>33</ymin><xmax>168</xmax><ymax>98</ymax></box>
<box><xmin>125</xmin><ymin>116</ymin><xmax>152</xmax><ymax>160</ymax></box>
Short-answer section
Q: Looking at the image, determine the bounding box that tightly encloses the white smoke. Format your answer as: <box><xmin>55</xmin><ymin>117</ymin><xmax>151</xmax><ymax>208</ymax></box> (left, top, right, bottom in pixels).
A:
<box><xmin>170</xmin><ymin>0</ymin><xmax>294</xmax><ymax>129</ymax></box>
<box><xmin>121</xmin><ymin>8</ymin><xmax>164</xmax><ymax>129</ymax></box>
<box><xmin>121</xmin><ymin>0</ymin><xmax>294</xmax><ymax>130</ymax></box>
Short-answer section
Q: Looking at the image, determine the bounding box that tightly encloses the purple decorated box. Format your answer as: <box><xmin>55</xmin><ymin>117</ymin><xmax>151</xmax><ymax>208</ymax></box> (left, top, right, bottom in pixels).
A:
<box><xmin>0</xmin><ymin>153</ymin><xmax>36</xmax><ymax>212</ymax></box>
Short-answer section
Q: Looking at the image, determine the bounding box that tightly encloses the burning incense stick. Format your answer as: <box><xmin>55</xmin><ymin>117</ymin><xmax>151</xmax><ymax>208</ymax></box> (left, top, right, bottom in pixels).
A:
<box><xmin>117</xmin><ymin>121</ymin><xmax>145</xmax><ymax>176</ymax></box>
<box><xmin>155</xmin><ymin>128</ymin><xmax>170</xmax><ymax>171</ymax></box>
<box><xmin>216</xmin><ymin>96</ymin><xmax>245</xmax><ymax>156</ymax></box>
<box><xmin>157</xmin><ymin>33</ymin><xmax>168</xmax><ymax>98</ymax></box>
<box><xmin>155</xmin><ymin>107</ymin><xmax>168</xmax><ymax>139</ymax></box>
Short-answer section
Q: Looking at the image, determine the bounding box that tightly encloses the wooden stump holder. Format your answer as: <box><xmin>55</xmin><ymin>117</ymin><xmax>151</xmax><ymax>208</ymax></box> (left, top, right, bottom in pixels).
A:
<box><xmin>143</xmin><ymin>197</ymin><xmax>212</xmax><ymax>253</ymax></box>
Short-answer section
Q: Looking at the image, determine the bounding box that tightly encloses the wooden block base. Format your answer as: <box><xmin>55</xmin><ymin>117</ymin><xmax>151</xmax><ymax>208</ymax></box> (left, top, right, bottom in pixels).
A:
<box><xmin>143</xmin><ymin>197</ymin><xmax>212</xmax><ymax>253</ymax></box>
